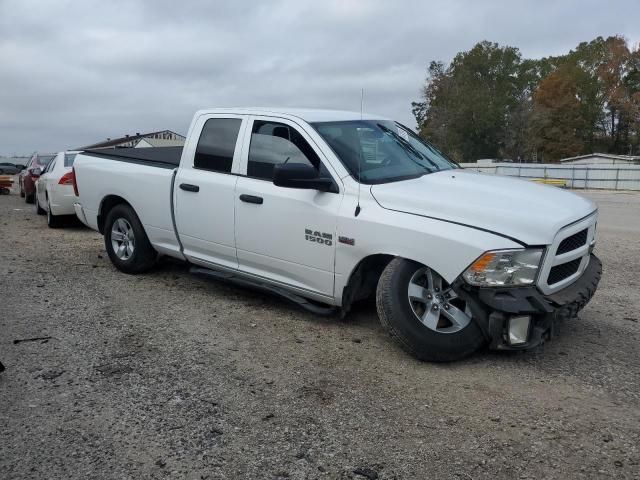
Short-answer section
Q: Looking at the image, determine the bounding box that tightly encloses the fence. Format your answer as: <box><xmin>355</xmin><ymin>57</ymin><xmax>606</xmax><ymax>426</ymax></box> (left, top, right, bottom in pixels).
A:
<box><xmin>459</xmin><ymin>163</ymin><xmax>640</xmax><ymax>191</ymax></box>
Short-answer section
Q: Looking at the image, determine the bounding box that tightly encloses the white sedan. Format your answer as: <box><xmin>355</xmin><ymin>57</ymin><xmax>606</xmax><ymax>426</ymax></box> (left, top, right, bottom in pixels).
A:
<box><xmin>35</xmin><ymin>151</ymin><xmax>81</xmax><ymax>227</ymax></box>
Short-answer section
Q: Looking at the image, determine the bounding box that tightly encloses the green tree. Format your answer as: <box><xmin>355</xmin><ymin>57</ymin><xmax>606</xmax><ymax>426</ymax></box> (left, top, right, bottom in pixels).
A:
<box><xmin>415</xmin><ymin>41</ymin><xmax>524</xmax><ymax>161</ymax></box>
<box><xmin>414</xmin><ymin>35</ymin><xmax>640</xmax><ymax>161</ymax></box>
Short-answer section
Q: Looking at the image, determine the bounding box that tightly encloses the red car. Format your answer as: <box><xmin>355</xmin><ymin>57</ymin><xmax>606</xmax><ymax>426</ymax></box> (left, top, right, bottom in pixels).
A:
<box><xmin>19</xmin><ymin>153</ymin><xmax>54</xmax><ymax>203</ymax></box>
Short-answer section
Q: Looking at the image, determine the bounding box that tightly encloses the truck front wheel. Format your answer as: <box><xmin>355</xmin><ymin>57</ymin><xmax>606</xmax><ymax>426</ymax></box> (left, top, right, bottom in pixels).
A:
<box><xmin>376</xmin><ymin>258</ymin><xmax>485</xmax><ymax>362</ymax></box>
<box><xmin>104</xmin><ymin>204</ymin><xmax>157</xmax><ymax>274</ymax></box>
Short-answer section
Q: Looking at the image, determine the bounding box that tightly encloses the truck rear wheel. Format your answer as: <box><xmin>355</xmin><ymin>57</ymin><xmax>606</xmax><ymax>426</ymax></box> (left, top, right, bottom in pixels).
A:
<box><xmin>104</xmin><ymin>204</ymin><xmax>157</xmax><ymax>274</ymax></box>
<box><xmin>376</xmin><ymin>258</ymin><xmax>485</xmax><ymax>362</ymax></box>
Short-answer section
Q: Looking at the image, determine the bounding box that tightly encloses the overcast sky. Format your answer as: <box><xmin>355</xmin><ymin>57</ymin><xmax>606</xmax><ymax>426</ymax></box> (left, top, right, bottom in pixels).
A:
<box><xmin>1</xmin><ymin>0</ymin><xmax>638</xmax><ymax>155</ymax></box>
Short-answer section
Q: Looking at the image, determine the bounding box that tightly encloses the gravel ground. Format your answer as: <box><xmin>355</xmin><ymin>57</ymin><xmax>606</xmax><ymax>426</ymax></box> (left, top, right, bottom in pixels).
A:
<box><xmin>1</xmin><ymin>186</ymin><xmax>639</xmax><ymax>479</ymax></box>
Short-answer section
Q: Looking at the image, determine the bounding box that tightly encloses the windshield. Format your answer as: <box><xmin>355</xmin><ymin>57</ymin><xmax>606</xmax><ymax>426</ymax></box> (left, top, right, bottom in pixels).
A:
<box><xmin>35</xmin><ymin>155</ymin><xmax>55</xmax><ymax>167</ymax></box>
<box><xmin>312</xmin><ymin>120</ymin><xmax>458</xmax><ymax>184</ymax></box>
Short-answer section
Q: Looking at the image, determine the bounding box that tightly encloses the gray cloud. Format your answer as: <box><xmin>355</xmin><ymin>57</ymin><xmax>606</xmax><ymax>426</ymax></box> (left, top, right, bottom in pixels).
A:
<box><xmin>1</xmin><ymin>0</ymin><xmax>638</xmax><ymax>154</ymax></box>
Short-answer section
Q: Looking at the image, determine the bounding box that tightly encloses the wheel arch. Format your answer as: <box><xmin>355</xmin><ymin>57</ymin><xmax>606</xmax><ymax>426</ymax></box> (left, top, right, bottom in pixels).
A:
<box><xmin>341</xmin><ymin>253</ymin><xmax>426</xmax><ymax>313</ymax></box>
<box><xmin>341</xmin><ymin>250</ymin><xmax>466</xmax><ymax>314</ymax></box>
<box><xmin>98</xmin><ymin>195</ymin><xmax>134</xmax><ymax>234</ymax></box>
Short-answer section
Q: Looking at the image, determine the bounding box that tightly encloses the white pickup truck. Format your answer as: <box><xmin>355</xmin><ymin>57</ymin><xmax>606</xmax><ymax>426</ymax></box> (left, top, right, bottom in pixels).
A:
<box><xmin>72</xmin><ymin>108</ymin><xmax>601</xmax><ymax>361</ymax></box>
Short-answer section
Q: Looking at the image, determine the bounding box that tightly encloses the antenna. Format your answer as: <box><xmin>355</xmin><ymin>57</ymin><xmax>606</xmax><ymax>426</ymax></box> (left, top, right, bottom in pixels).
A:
<box><xmin>355</xmin><ymin>88</ymin><xmax>363</xmax><ymax>217</ymax></box>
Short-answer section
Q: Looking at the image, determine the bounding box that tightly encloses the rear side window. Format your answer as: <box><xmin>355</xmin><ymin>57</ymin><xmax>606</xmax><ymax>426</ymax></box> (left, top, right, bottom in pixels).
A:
<box><xmin>247</xmin><ymin>120</ymin><xmax>322</xmax><ymax>181</ymax></box>
<box><xmin>194</xmin><ymin>118</ymin><xmax>242</xmax><ymax>173</ymax></box>
<box><xmin>64</xmin><ymin>153</ymin><xmax>77</xmax><ymax>167</ymax></box>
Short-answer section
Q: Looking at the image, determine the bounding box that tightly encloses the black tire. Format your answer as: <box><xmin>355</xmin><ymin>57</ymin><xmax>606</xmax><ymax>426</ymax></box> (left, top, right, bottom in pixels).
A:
<box><xmin>25</xmin><ymin>191</ymin><xmax>34</xmax><ymax>204</ymax></box>
<box><xmin>376</xmin><ymin>258</ymin><xmax>485</xmax><ymax>362</ymax></box>
<box><xmin>104</xmin><ymin>203</ymin><xmax>157</xmax><ymax>274</ymax></box>
<box><xmin>19</xmin><ymin>183</ymin><xmax>25</xmax><ymax>197</ymax></box>
<box><xmin>36</xmin><ymin>195</ymin><xmax>46</xmax><ymax>215</ymax></box>
<box><xmin>46</xmin><ymin>199</ymin><xmax>63</xmax><ymax>228</ymax></box>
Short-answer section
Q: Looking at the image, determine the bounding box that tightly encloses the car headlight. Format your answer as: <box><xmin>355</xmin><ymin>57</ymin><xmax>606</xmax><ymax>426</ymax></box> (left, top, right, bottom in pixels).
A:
<box><xmin>463</xmin><ymin>249</ymin><xmax>544</xmax><ymax>287</ymax></box>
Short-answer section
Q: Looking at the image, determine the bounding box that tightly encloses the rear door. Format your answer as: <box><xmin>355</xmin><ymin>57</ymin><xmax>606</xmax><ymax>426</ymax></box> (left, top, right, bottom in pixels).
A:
<box><xmin>234</xmin><ymin>116</ymin><xmax>343</xmax><ymax>298</ymax></box>
<box><xmin>174</xmin><ymin>114</ymin><xmax>248</xmax><ymax>269</ymax></box>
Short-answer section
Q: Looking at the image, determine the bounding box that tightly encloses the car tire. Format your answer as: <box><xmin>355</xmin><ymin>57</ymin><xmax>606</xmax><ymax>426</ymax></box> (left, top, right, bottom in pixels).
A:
<box><xmin>104</xmin><ymin>204</ymin><xmax>157</xmax><ymax>274</ymax></box>
<box><xmin>36</xmin><ymin>195</ymin><xmax>46</xmax><ymax>215</ymax></box>
<box><xmin>25</xmin><ymin>191</ymin><xmax>34</xmax><ymax>204</ymax></box>
<box><xmin>19</xmin><ymin>183</ymin><xmax>25</xmax><ymax>198</ymax></box>
<box><xmin>46</xmin><ymin>199</ymin><xmax>63</xmax><ymax>228</ymax></box>
<box><xmin>376</xmin><ymin>257</ymin><xmax>485</xmax><ymax>362</ymax></box>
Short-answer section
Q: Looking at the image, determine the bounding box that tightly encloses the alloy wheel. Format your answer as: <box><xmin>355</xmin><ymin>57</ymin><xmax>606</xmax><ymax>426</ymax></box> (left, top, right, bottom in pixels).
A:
<box><xmin>111</xmin><ymin>218</ymin><xmax>135</xmax><ymax>260</ymax></box>
<box><xmin>407</xmin><ymin>267</ymin><xmax>472</xmax><ymax>333</ymax></box>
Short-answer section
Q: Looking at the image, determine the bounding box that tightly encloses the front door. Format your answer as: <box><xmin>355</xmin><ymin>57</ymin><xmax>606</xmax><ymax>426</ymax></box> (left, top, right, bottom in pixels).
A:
<box><xmin>234</xmin><ymin>117</ymin><xmax>343</xmax><ymax>298</ymax></box>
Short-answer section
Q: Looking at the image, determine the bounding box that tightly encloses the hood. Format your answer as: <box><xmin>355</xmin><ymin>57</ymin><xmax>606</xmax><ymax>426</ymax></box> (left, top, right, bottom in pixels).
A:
<box><xmin>370</xmin><ymin>170</ymin><xmax>596</xmax><ymax>245</ymax></box>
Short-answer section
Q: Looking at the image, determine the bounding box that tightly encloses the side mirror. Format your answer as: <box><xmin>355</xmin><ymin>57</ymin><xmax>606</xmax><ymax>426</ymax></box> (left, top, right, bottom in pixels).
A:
<box><xmin>273</xmin><ymin>163</ymin><xmax>336</xmax><ymax>192</ymax></box>
<box><xmin>30</xmin><ymin>167</ymin><xmax>42</xmax><ymax>176</ymax></box>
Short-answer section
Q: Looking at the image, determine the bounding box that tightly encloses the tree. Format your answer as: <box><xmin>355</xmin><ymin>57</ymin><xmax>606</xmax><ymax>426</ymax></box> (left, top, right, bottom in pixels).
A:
<box><xmin>530</xmin><ymin>67</ymin><xmax>586</xmax><ymax>161</ymax></box>
<box><xmin>413</xmin><ymin>35</ymin><xmax>640</xmax><ymax>161</ymax></box>
<box><xmin>415</xmin><ymin>41</ymin><xmax>524</xmax><ymax>161</ymax></box>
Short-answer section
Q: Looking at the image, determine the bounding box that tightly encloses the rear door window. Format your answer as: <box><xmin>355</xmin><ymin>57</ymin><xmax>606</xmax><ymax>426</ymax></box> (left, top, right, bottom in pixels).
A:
<box><xmin>194</xmin><ymin>118</ymin><xmax>242</xmax><ymax>173</ymax></box>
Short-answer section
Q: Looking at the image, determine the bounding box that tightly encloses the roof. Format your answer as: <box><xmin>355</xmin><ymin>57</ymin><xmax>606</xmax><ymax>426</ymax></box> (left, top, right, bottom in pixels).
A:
<box><xmin>33</xmin><ymin>153</ymin><xmax>56</xmax><ymax>161</ymax></box>
<box><xmin>194</xmin><ymin>107</ymin><xmax>391</xmax><ymax>123</ymax></box>
<box><xmin>560</xmin><ymin>153</ymin><xmax>640</xmax><ymax>163</ymax></box>
<box><xmin>77</xmin><ymin>130</ymin><xmax>185</xmax><ymax>150</ymax></box>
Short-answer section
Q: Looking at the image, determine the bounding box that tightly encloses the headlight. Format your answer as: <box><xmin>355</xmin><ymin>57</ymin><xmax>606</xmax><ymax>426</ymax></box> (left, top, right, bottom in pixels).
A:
<box><xmin>463</xmin><ymin>249</ymin><xmax>543</xmax><ymax>287</ymax></box>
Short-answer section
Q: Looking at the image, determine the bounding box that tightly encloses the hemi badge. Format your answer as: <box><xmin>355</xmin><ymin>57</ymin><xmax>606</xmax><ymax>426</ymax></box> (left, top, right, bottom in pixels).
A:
<box><xmin>338</xmin><ymin>236</ymin><xmax>355</xmax><ymax>246</ymax></box>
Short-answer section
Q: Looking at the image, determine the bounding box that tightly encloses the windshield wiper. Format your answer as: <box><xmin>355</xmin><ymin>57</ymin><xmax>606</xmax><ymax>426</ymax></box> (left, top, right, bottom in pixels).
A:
<box><xmin>377</xmin><ymin>124</ymin><xmax>440</xmax><ymax>171</ymax></box>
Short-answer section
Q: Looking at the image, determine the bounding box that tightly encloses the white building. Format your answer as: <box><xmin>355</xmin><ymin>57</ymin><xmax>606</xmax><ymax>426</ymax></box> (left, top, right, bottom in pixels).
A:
<box><xmin>77</xmin><ymin>130</ymin><xmax>185</xmax><ymax>150</ymax></box>
<box><xmin>475</xmin><ymin>158</ymin><xmax>514</xmax><ymax>166</ymax></box>
<box><xmin>560</xmin><ymin>153</ymin><xmax>640</xmax><ymax>165</ymax></box>
<box><xmin>134</xmin><ymin>137</ymin><xmax>186</xmax><ymax>148</ymax></box>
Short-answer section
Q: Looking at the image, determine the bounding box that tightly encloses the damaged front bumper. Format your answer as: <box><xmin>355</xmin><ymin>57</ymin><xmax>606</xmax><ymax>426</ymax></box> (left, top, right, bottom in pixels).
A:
<box><xmin>455</xmin><ymin>254</ymin><xmax>602</xmax><ymax>351</ymax></box>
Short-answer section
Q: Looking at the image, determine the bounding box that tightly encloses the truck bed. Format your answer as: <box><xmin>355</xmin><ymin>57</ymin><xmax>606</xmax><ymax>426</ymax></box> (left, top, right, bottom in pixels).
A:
<box><xmin>82</xmin><ymin>146</ymin><xmax>183</xmax><ymax>169</ymax></box>
<box><xmin>73</xmin><ymin>147</ymin><xmax>182</xmax><ymax>257</ymax></box>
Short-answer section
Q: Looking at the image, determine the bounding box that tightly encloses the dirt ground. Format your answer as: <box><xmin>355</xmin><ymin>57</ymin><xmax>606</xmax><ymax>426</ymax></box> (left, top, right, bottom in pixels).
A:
<box><xmin>1</xmin><ymin>187</ymin><xmax>639</xmax><ymax>479</ymax></box>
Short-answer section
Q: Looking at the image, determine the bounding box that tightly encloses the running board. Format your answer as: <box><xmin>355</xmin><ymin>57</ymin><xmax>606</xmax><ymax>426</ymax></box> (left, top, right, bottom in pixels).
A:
<box><xmin>190</xmin><ymin>267</ymin><xmax>338</xmax><ymax>317</ymax></box>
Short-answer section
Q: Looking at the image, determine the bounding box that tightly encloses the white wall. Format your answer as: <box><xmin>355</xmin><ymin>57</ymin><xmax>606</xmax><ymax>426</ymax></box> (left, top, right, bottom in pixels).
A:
<box><xmin>134</xmin><ymin>139</ymin><xmax>153</xmax><ymax>148</ymax></box>
<box><xmin>460</xmin><ymin>162</ymin><xmax>640</xmax><ymax>191</ymax></box>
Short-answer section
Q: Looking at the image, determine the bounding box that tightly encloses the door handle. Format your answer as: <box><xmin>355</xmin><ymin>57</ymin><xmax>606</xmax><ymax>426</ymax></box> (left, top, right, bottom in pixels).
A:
<box><xmin>179</xmin><ymin>183</ymin><xmax>199</xmax><ymax>192</ymax></box>
<box><xmin>239</xmin><ymin>194</ymin><xmax>263</xmax><ymax>205</ymax></box>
